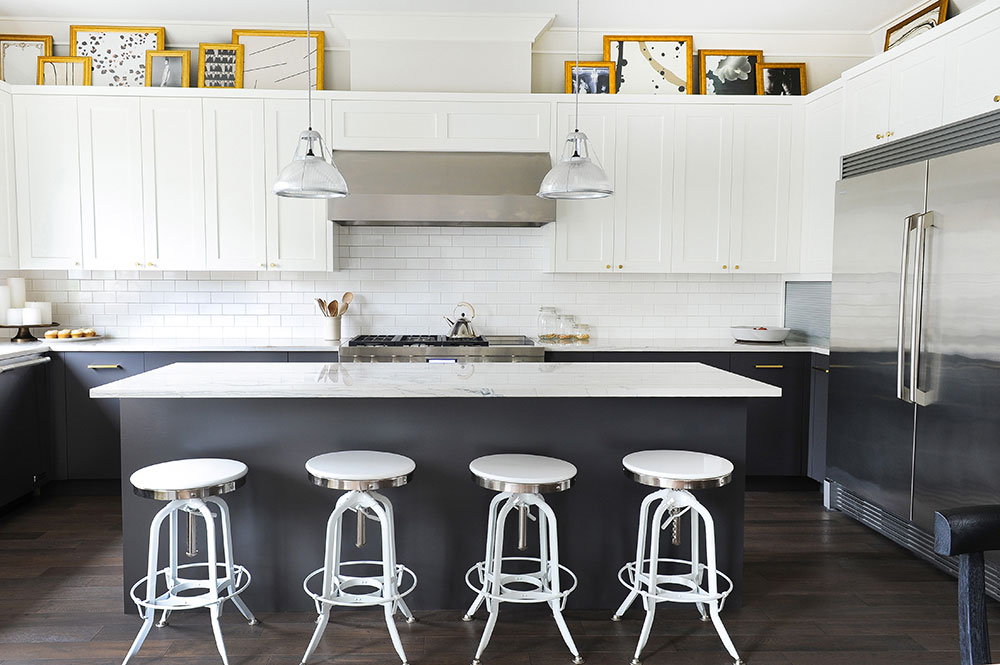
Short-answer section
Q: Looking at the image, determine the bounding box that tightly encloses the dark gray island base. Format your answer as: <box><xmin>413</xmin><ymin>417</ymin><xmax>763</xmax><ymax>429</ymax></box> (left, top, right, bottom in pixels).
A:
<box><xmin>118</xmin><ymin>397</ymin><xmax>748</xmax><ymax>612</ymax></box>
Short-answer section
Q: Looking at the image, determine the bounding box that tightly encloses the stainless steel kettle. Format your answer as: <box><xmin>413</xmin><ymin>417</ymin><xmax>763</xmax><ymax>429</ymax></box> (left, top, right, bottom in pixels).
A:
<box><xmin>445</xmin><ymin>302</ymin><xmax>478</xmax><ymax>338</ymax></box>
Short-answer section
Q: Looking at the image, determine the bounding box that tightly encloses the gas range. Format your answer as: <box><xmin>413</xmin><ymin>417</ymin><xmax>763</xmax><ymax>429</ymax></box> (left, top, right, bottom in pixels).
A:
<box><xmin>341</xmin><ymin>335</ymin><xmax>543</xmax><ymax>363</ymax></box>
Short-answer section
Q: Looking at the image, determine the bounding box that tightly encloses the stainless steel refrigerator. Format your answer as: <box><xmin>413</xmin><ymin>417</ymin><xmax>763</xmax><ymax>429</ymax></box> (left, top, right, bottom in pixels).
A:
<box><xmin>828</xmin><ymin>139</ymin><xmax>1000</xmax><ymax>535</ymax></box>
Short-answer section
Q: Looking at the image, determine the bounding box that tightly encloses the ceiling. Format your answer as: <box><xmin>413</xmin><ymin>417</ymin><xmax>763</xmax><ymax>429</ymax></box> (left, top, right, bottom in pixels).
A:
<box><xmin>0</xmin><ymin>0</ymin><xmax>982</xmax><ymax>34</ymax></box>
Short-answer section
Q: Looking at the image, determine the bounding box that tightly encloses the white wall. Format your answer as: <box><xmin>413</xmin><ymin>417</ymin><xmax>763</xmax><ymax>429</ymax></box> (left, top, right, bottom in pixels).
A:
<box><xmin>0</xmin><ymin>226</ymin><xmax>782</xmax><ymax>341</ymax></box>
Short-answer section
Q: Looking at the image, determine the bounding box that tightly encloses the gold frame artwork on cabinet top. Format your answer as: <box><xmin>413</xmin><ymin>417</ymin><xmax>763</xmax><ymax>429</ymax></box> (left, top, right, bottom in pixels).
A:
<box><xmin>231</xmin><ymin>29</ymin><xmax>325</xmax><ymax>91</ymax></box>
<box><xmin>699</xmin><ymin>49</ymin><xmax>765</xmax><ymax>96</ymax></box>
<box><xmin>761</xmin><ymin>62</ymin><xmax>807</xmax><ymax>96</ymax></box>
<box><xmin>884</xmin><ymin>0</ymin><xmax>949</xmax><ymax>51</ymax></box>
<box><xmin>145</xmin><ymin>50</ymin><xmax>190</xmax><ymax>87</ymax></box>
<box><xmin>602</xmin><ymin>35</ymin><xmax>694</xmax><ymax>95</ymax></box>
<box><xmin>564</xmin><ymin>61</ymin><xmax>617</xmax><ymax>94</ymax></box>
<box><xmin>69</xmin><ymin>25</ymin><xmax>166</xmax><ymax>87</ymax></box>
<box><xmin>198</xmin><ymin>43</ymin><xmax>244</xmax><ymax>89</ymax></box>
<box><xmin>0</xmin><ymin>34</ymin><xmax>53</xmax><ymax>83</ymax></box>
<box><xmin>37</xmin><ymin>56</ymin><xmax>92</xmax><ymax>86</ymax></box>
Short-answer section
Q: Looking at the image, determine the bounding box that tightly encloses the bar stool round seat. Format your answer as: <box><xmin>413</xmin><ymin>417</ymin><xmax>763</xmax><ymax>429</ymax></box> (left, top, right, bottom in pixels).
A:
<box><xmin>622</xmin><ymin>450</ymin><xmax>733</xmax><ymax>490</ymax></box>
<box><xmin>129</xmin><ymin>458</ymin><xmax>248</xmax><ymax>500</ymax></box>
<box><xmin>470</xmin><ymin>453</ymin><xmax>576</xmax><ymax>494</ymax></box>
<box><xmin>306</xmin><ymin>451</ymin><xmax>415</xmax><ymax>490</ymax></box>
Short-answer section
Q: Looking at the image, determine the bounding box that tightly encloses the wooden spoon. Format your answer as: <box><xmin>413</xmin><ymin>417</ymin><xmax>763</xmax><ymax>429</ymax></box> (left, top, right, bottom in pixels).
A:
<box><xmin>316</xmin><ymin>298</ymin><xmax>328</xmax><ymax>317</ymax></box>
<box><xmin>329</xmin><ymin>299</ymin><xmax>339</xmax><ymax>318</ymax></box>
<box><xmin>339</xmin><ymin>302</ymin><xmax>349</xmax><ymax>315</ymax></box>
<box><xmin>342</xmin><ymin>292</ymin><xmax>354</xmax><ymax>307</ymax></box>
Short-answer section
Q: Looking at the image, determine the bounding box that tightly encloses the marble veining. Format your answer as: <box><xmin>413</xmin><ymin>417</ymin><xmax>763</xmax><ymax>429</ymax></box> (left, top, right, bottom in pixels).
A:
<box><xmin>90</xmin><ymin>361</ymin><xmax>782</xmax><ymax>399</ymax></box>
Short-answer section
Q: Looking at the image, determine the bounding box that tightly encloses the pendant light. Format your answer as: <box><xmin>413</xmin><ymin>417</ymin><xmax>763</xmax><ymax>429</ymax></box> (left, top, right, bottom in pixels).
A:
<box><xmin>537</xmin><ymin>0</ymin><xmax>613</xmax><ymax>200</ymax></box>
<box><xmin>273</xmin><ymin>0</ymin><xmax>348</xmax><ymax>199</ymax></box>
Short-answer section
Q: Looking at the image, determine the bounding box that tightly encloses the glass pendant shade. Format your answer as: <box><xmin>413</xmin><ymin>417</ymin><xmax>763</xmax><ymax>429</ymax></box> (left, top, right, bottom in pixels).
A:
<box><xmin>273</xmin><ymin>129</ymin><xmax>348</xmax><ymax>199</ymax></box>
<box><xmin>537</xmin><ymin>130</ymin><xmax>613</xmax><ymax>200</ymax></box>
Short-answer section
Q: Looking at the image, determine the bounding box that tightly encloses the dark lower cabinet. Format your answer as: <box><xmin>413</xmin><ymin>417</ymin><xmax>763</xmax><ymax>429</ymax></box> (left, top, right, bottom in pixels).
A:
<box><xmin>143</xmin><ymin>351</ymin><xmax>287</xmax><ymax>370</ymax></box>
<box><xmin>63</xmin><ymin>352</ymin><xmax>144</xmax><ymax>480</ymax></box>
<box><xmin>590</xmin><ymin>351</ymin><xmax>731</xmax><ymax>371</ymax></box>
<box><xmin>288</xmin><ymin>352</ymin><xmax>340</xmax><ymax>362</ymax></box>
<box><xmin>807</xmin><ymin>354</ymin><xmax>830</xmax><ymax>482</ymax></box>
<box><xmin>0</xmin><ymin>356</ymin><xmax>48</xmax><ymax>507</ymax></box>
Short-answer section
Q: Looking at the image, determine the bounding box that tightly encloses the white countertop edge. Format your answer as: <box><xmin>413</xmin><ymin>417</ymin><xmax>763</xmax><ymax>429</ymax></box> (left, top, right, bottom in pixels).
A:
<box><xmin>0</xmin><ymin>344</ymin><xmax>49</xmax><ymax>364</ymax></box>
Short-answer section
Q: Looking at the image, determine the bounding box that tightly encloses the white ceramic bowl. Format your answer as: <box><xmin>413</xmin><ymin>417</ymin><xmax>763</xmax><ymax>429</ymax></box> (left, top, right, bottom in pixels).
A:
<box><xmin>730</xmin><ymin>326</ymin><xmax>790</xmax><ymax>343</ymax></box>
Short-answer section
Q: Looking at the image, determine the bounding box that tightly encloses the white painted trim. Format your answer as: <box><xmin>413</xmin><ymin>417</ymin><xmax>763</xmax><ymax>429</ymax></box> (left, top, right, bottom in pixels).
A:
<box><xmin>326</xmin><ymin>11</ymin><xmax>555</xmax><ymax>43</ymax></box>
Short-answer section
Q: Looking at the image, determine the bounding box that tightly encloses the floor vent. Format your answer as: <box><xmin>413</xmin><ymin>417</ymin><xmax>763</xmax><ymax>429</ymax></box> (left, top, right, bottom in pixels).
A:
<box><xmin>829</xmin><ymin>481</ymin><xmax>1000</xmax><ymax>600</ymax></box>
<box><xmin>841</xmin><ymin>107</ymin><xmax>1000</xmax><ymax>179</ymax></box>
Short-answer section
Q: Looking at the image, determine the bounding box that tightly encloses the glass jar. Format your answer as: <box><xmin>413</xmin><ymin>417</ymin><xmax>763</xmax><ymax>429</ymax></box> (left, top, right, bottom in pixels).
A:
<box><xmin>573</xmin><ymin>322</ymin><xmax>591</xmax><ymax>343</ymax></box>
<box><xmin>557</xmin><ymin>315</ymin><xmax>576</xmax><ymax>342</ymax></box>
<box><xmin>537</xmin><ymin>307</ymin><xmax>559</xmax><ymax>341</ymax></box>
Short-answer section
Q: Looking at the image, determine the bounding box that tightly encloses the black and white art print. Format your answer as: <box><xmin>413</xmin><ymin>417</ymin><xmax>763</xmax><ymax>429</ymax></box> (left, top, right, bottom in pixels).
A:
<box><xmin>762</xmin><ymin>64</ymin><xmax>805</xmax><ymax>96</ymax></box>
<box><xmin>70</xmin><ymin>26</ymin><xmax>164</xmax><ymax>87</ymax></box>
<box><xmin>200</xmin><ymin>44</ymin><xmax>242</xmax><ymax>88</ymax></box>
<box><xmin>701</xmin><ymin>51</ymin><xmax>763</xmax><ymax>96</ymax></box>
<box><xmin>603</xmin><ymin>36</ymin><xmax>693</xmax><ymax>95</ymax></box>
<box><xmin>147</xmin><ymin>53</ymin><xmax>187</xmax><ymax>87</ymax></box>
<box><xmin>884</xmin><ymin>0</ymin><xmax>948</xmax><ymax>50</ymax></box>
<box><xmin>566</xmin><ymin>62</ymin><xmax>615</xmax><ymax>94</ymax></box>
<box><xmin>232</xmin><ymin>31</ymin><xmax>323</xmax><ymax>90</ymax></box>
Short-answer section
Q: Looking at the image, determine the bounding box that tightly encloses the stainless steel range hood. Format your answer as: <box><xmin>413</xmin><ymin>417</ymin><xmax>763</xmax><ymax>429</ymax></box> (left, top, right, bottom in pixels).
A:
<box><xmin>327</xmin><ymin>151</ymin><xmax>556</xmax><ymax>227</ymax></box>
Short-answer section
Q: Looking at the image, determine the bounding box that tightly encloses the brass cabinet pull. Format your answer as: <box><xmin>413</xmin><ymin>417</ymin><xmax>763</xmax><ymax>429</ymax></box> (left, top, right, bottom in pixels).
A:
<box><xmin>812</xmin><ymin>367</ymin><xmax>830</xmax><ymax>373</ymax></box>
<box><xmin>269</xmin><ymin>262</ymin><xmax>277</xmax><ymax>268</ymax></box>
<box><xmin>606</xmin><ymin>264</ymin><xmax>611</xmax><ymax>269</ymax></box>
<box><xmin>618</xmin><ymin>264</ymin><xmax>623</xmax><ymax>269</ymax></box>
<box><xmin>722</xmin><ymin>264</ymin><xmax>728</xmax><ymax>270</ymax></box>
<box><xmin>755</xmin><ymin>364</ymin><xmax>784</xmax><ymax>369</ymax></box>
<box><xmin>994</xmin><ymin>95</ymin><xmax>1000</xmax><ymax>102</ymax></box>
<box><xmin>87</xmin><ymin>364</ymin><xmax>121</xmax><ymax>370</ymax></box>
<box><xmin>734</xmin><ymin>265</ymin><xmax>740</xmax><ymax>270</ymax></box>
<box><xmin>876</xmin><ymin>133</ymin><xmax>884</xmax><ymax>140</ymax></box>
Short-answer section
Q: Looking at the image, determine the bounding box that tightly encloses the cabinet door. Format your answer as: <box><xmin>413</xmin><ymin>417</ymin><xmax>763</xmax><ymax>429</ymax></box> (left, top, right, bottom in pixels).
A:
<box><xmin>671</xmin><ymin>105</ymin><xmax>733</xmax><ymax>273</ymax></box>
<box><xmin>943</xmin><ymin>12</ymin><xmax>1000</xmax><ymax>123</ymax></box>
<box><xmin>63</xmin><ymin>352</ymin><xmax>144</xmax><ymax>479</ymax></box>
<box><xmin>842</xmin><ymin>66</ymin><xmax>891</xmax><ymax>154</ymax></box>
<box><xmin>264</xmin><ymin>99</ymin><xmax>329</xmax><ymax>271</ymax></box>
<box><xmin>79</xmin><ymin>97</ymin><xmax>145</xmax><ymax>270</ymax></box>
<box><xmin>613</xmin><ymin>105</ymin><xmax>674</xmax><ymax>273</ymax></box>
<box><xmin>888</xmin><ymin>41</ymin><xmax>946</xmax><ymax>141</ymax></box>
<box><xmin>0</xmin><ymin>359</ymin><xmax>46</xmax><ymax>506</ymax></box>
<box><xmin>730</xmin><ymin>105</ymin><xmax>792</xmax><ymax>273</ymax></box>
<box><xmin>143</xmin><ymin>351</ymin><xmax>287</xmax><ymax>370</ymax></box>
<box><xmin>13</xmin><ymin>95</ymin><xmax>83</xmax><ymax>269</ymax></box>
<box><xmin>140</xmin><ymin>98</ymin><xmax>207</xmax><ymax>270</ymax></box>
<box><xmin>799</xmin><ymin>87</ymin><xmax>843</xmax><ymax>274</ymax></box>
<box><xmin>0</xmin><ymin>89</ymin><xmax>16</xmax><ymax>270</ymax></box>
<box><xmin>204</xmin><ymin>98</ymin><xmax>267</xmax><ymax>270</ymax></box>
<box><xmin>550</xmin><ymin>104</ymin><xmax>616</xmax><ymax>273</ymax></box>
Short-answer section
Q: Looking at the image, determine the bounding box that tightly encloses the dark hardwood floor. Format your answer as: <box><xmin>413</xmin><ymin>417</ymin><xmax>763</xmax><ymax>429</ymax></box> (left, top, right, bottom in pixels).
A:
<box><xmin>0</xmin><ymin>489</ymin><xmax>995</xmax><ymax>664</ymax></box>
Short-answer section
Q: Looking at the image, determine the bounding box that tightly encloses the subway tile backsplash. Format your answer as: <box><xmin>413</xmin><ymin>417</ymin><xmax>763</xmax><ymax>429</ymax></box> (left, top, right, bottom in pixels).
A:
<box><xmin>1</xmin><ymin>227</ymin><xmax>782</xmax><ymax>341</ymax></box>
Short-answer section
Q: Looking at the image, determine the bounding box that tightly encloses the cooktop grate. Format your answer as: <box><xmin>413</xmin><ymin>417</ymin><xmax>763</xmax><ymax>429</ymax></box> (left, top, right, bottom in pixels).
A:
<box><xmin>348</xmin><ymin>334</ymin><xmax>489</xmax><ymax>347</ymax></box>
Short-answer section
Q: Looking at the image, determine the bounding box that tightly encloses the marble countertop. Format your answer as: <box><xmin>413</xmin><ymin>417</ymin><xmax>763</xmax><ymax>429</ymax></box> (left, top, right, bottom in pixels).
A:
<box><xmin>91</xmin><ymin>361</ymin><xmax>782</xmax><ymax>399</ymax></box>
<box><xmin>538</xmin><ymin>337</ymin><xmax>828</xmax><ymax>354</ymax></box>
<box><xmin>0</xmin><ymin>344</ymin><xmax>48</xmax><ymax>364</ymax></box>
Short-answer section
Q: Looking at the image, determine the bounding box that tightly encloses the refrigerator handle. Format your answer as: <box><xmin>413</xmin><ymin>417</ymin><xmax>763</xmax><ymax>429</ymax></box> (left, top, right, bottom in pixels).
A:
<box><xmin>910</xmin><ymin>211</ymin><xmax>935</xmax><ymax>406</ymax></box>
<box><xmin>897</xmin><ymin>214</ymin><xmax>919</xmax><ymax>402</ymax></box>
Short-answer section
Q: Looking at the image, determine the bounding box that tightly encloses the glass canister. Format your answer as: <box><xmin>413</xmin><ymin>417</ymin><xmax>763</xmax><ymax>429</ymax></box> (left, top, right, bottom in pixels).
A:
<box><xmin>537</xmin><ymin>307</ymin><xmax>559</xmax><ymax>341</ymax></box>
<box><xmin>557</xmin><ymin>315</ymin><xmax>577</xmax><ymax>342</ymax></box>
<box><xmin>573</xmin><ymin>322</ymin><xmax>591</xmax><ymax>343</ymax></box>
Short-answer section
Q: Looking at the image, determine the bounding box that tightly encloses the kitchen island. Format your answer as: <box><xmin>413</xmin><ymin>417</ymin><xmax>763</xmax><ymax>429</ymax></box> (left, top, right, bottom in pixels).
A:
<box><xmin>93</xmin><ymin>361</ymin><xmax>779</xmax><ymax>612</ymax></box>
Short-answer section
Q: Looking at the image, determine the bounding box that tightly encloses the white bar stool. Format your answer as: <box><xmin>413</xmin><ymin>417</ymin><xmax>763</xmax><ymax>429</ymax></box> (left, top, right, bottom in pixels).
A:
<box><xmin>300</xmin><ymin>451</ymin><xmax>418</xmax><ymax>665</ymax></box>
<box><xmin>612</xmin><ymin>450</ymin><xmax>742</xmax><ymax>665</ymax></box>
<box><xmin>463</xmin><ymin>453</ymin><xmax>585</xmax><ymax>665</ymax></box>
<box><xmin>123</xmin><ymin>458</ymin><xmax>258</xmax><ymax>665</ymax></box>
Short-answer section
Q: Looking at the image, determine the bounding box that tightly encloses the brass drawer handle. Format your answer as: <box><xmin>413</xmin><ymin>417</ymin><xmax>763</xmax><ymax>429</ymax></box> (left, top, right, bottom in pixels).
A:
<box><xmin>87</xmin><ymin>364</ymin><xmax>121</xmax><ymax>370</ymax></box>
<box><xmin>812</xmin><ymin>366</ymin><xmax>830</xmax><ymax>373</ymax></box>
<box><xmin>755</xmin><ymin>364</ymin><xmax>784</xmax><ymax>369</ymax></box>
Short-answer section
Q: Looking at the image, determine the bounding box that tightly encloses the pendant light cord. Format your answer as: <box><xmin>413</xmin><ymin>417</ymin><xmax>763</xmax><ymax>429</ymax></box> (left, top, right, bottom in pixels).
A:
<box><xmin>574</xmin><ymin>0</ymin><xmax>580</xmax><ymax>134</ymax></box>
<box><xmin>306</xmin><ymin>0</ymin><xmax>313</xmax><ymax>131</ymax></box>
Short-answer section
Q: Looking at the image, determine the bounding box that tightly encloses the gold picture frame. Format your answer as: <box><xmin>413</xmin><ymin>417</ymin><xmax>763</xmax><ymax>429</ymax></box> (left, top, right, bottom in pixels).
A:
<box><xmin>884</xmin><ymin>0</ymin><xmax>949</xmax><ymax>51</ymax></box>
<box><xmin>761</xmin><ymin>63</ymin><xmax>807</xmax><ymax>96</ymax></box>
<box><xmin>70</xmin><ymin>25</ymin><xmax>165</xmax><ymax>87</ymax></box>
<box><xmin>145</xmin><ymin>50</ymin><xmax>190</xmax><ymax>87</ymax></box>
<box><xmin>37</xmin><ymin>56</ymin><xmax>92</xmax><ymax>86</ymax></box>
<box><xmin>0</xmin><ymin>34</ymin><xmax>53</xmax><ymax>84</ymax></box>
<box><xmin>699</xmin><ymin>49</ymin><xmax>765</xmax><ymax>96</ymax></box>
<box><xmin>232</xmin><ymin>29</ymin><xmax>325</xmax><ymax>90</ymax></box>
<box><xmin>564</xmin><ymin>61</ymin><xmax>616</xmax><ymax>94</ymax></box>
<box><xmin>602</xmin><ymin>35</ymin><xmax>694</xmax><ymax>95</ymax></box>
<box><xmin>198</xmin><ymin>43</ymin><xmax>244</xmax><ymax>89</ymax></box>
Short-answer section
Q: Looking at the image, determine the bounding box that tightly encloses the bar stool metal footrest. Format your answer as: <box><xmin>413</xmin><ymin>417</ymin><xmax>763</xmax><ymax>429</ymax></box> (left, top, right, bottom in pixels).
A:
<box><xmin>304</xmin><ymin>560</ymin><xmax>416</xmax><ymax>609</ymax></box>
<box><xmin>130</xmin><ymin>562</ymin><xmax>252</xmax><ymax>613</ymax></box>
<box><xmin>465</xmin><ymin>555</ymin><xmax>577</xmax><ymax>605</ymax></box>
<box><xmin>617</xmin><ymin>557</ymin><xmax>732</xmax><ymax>608</ymax></box>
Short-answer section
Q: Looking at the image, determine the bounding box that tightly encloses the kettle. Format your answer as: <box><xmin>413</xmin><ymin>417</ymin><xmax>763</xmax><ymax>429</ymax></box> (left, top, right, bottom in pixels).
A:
<box><xmin>445</xmin><ymin>302</ymin><xmax>478</xmax><ymax>338</ymax></box>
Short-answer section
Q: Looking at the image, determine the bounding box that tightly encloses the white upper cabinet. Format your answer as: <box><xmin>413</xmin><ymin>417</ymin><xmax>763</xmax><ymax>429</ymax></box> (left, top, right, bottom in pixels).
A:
<box><xmin>843</xmin><ymin>66</ymin><xmax>891</xmax><ymax>154</ymax></box>
<box><xmin>78</xmin><ymin>97</ymin><xmax>145</xmax><ymax>270</ymax></box>
<box><xmin>13</xmin><ymin>94</ymin><xmax>83</xmax><ymax>269</ymax></box>
<box><xmin>888</xmin><ymin>39</ymin><xmax>946</xmax><ymax>140</ymax></box>
<box><xmin>264</xmin><ymin>99</ymin><xmax>331</xmax><ymax>272</ymax></box>
<box><xmin>613</xmin><ymin>104</ymin><xmax>675</xmax><ymax>273</ymax></box>
<box><xmin>140</xmin><ymin>98</ymin><xmax>206</xmax><ymax>271</ymax></box>
<box><xmin>799</xmin><ymin>85</ymin><xmax>844</xmax><ymax>274</ymax></box>
<box><xmin>203</xmin><ymin>98</ymin><xmax>267</xmax><ymax>270</ymax></box>
<box><xmin>943</xmin><ymin>8</ymin><xmax>1000</xmax><ymax>123</ymax></box>
<box><xmin>332</xmin><ymin>100</ymin><xmax>551</xmax><ymax>152</ymax></box>
<box><xmin>0</xmin><ymin>88</ymin><xmax>16</xmax><ymax>270</ymax></box>
<box><xmin>729</xmin><ymin>105</ymin><xmax>792</xmax><ymax>273</ymax></box>
<box><xmin>549</xmin><ymin>104</ymin><xmax>616</xmax><ymax>272</ymax></box>
<box><xmin>671</xmin><ymin>105</ymin><xmax>734</xmax><ymax>273</ymax></box>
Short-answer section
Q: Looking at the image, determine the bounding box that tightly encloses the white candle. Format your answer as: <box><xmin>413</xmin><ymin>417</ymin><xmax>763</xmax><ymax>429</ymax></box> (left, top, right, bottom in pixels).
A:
<box><xmin>21</xmin><ymin>307</ymin><xmax>41</xmax><ymax>326</ymax></box>
<box><xmin>0</xmin><ymin>286</ymin><xmax>8</xmax><ymax>325</ymax></box>
<box><xmin>25</xmin><ymin>301</ymin><xmax>52</xmax><ymax>325</ymax></box>
<box><xmin>6</xmin><ymin>308</ymin><xmax>22</xmax><ymax>325</ymax></box>
<box><xmin>6</xmin><ymin>277</ymin><xmax>25</xmax><ymax>308</ymax></box>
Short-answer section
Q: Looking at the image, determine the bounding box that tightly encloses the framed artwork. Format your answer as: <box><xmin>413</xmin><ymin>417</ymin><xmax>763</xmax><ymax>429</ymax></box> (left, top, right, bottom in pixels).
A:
<box><xmin>603</xmin><ymin>35</ymin><xmax>693</xmax><ymax>95</ymax></box>
<box><xmin>699</xmin><ymin>50</ymin><xmax>764</xmax><ymax>96</ymax></box>
<box><xmin>145</xmin><ymin>50</ymin><xmax>190</xmax><ymax>87</ymax></box>
<box><xmin>565</xmin><ymin>61</ymin><xmax>616</xmax><ymax>94</ymax></box>
<box><xmin>762</xmin><ymin>63</ymin><xmax>806</xmax><ymax>96</ymax></box>
<box><xmin>37</xmin><ymin>56</ymin><xmax>92</xmax><ymax>86</ymax></box>
<box><xmin>70</xmin><ymin>25</ymin><xmax>165</xmax><ymax>87</ymax></box>
<box><xmin>0</xmin><ymin>34</ymin><xmax>53</xmax><ymax>84</ymax></box>
<box><xmin>198</xmin><ymin>43</ymin><xmax>244</xmax><ymax>88</ymax></box>
<box><xmin>884</xmin><ymin>0</ymin><xmax>949</xmax><ymax>51</ymax></box>
<box><xmin>231</xmin><ymin>29</ymin><xmax>324</xmax><ymax>90</ymax></box>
